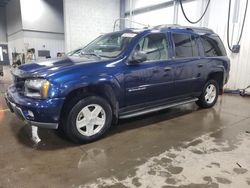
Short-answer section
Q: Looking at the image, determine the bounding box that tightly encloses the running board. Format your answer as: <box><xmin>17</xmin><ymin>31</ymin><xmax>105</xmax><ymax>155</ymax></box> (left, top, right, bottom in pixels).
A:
<box><xmin>119</xmin><ymin>98</ymin><xmax>198</xmax><ymax>119</ymax></box>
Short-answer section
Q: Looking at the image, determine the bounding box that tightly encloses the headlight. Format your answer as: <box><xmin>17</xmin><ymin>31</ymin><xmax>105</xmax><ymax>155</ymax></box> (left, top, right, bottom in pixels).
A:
<box><xmin>24</xmin><ymin>79</ymin><xmax>50</xmax><ymax>99</ymax></box>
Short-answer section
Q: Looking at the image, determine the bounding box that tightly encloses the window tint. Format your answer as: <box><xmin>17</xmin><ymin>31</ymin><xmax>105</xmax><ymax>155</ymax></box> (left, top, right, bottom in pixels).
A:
<box><xmin>172</xmin><ymin>33</ymin><xmax>199</xmax><ymax>58</ymax></box>
<box><xmin>135</xmin><ymin>33</ymin><xmax>168</xmax><ymax>61</ymax></box>
<box><xmin>200</xmin><ymin>35</ymin><xmax>227</xmax><ymax>57</ymax></box>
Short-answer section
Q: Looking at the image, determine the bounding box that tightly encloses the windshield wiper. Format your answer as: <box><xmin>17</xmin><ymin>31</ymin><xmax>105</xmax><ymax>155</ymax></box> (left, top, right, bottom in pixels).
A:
<box><xmin>80</xmin><ymin>52</ymin><xmax>101</xmax><ymax>59</ymax></box>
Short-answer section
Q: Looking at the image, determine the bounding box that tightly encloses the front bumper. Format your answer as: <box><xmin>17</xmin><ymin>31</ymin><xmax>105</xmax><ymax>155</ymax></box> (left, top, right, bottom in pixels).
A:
<box><xmin>5</xmin><ymin>85</ymin><xmax>65</xmax><ymax>129</ymax></box>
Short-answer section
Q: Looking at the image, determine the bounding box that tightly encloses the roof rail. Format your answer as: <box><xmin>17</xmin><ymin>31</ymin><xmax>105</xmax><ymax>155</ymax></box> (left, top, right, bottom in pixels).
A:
<box><xmin>113</xmin><ymin>18</ymin><xmax>150</xmax><ymax>31</ymax></box>
<box><xmin>152</xmin><ymin>24</ymin><xmax>181</xmax><ymax>30</ymax></box>
<box><xmin>152</xmin><ymin>24</ymin><xmax>214</xmax><ymax>34</ymax></box>
<box><xmin>186</xmin><ymin>26</ymin><xmax>214</xmax><ymax>34</ymax></box>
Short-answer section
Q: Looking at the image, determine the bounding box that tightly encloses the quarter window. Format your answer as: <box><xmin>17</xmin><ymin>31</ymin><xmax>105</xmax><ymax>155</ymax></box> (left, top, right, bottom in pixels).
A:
<box><xmin>135</xmin><ymin>33</ymin><xmax>169</xmax><ymax>61</ymax></box>
<box><xmin>200</xmin><ymin>35</ymin><xmax>226</xmax><ymax>57</ymax></box>
<box><xmin>172</xmin><ymin>33</ymin><xmax>199</xmax><ymax>58</ymax></box>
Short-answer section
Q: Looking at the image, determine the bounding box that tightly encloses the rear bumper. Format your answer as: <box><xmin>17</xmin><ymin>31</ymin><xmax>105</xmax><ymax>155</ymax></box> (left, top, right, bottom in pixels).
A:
<box><xmin>5</xmin><ymin>85</ymin><xmax>65</xmax><ymax>129</ymax></box>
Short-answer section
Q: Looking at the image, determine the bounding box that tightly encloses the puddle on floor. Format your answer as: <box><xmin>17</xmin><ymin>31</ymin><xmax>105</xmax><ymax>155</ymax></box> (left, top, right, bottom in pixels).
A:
<box><xmin>82</xmin><ymin>132</ymin><xmax>250</xmax><ymax>188</ymax></box>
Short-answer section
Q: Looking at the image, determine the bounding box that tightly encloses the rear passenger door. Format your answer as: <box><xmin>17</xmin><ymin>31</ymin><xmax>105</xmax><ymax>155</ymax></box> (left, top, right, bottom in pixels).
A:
<box><xmin>170</xmin><ymin>32</ymin><xmax>204</xmax><ymax>97</ymax></box>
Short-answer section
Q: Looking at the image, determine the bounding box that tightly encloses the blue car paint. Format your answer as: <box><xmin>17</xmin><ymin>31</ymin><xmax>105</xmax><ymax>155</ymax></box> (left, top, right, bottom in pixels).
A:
<box><xmin>6</xmin><ymin>85</ymin><xmax>64</xmax><ymax>123</ymax></box>
<box><xmin>5</xmin><ymin>27</ymin><xmax>230</xmax><ymax>128</ymax></box>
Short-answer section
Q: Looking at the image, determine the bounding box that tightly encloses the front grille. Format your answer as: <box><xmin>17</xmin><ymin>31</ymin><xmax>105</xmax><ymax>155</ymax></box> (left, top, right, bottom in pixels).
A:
<box><xmin>13</xmin><ymin>75</ymin><xmax>25</xmax><ymax>95</ymax></box>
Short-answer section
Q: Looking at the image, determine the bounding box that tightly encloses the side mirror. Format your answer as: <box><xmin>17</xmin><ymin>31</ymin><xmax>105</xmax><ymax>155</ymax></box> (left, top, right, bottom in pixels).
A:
<box><xmin>130</xmin><ymin>51</ymin><xmax>147</xmax><ymax>64</ymax></box>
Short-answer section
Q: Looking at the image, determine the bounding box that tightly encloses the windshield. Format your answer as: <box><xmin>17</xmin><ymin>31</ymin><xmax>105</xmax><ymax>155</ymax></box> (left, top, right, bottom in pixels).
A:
<box><xmin>68</xmin><ymin>32</ymin><xmax>137</xmax><ymax>59</ymax></box>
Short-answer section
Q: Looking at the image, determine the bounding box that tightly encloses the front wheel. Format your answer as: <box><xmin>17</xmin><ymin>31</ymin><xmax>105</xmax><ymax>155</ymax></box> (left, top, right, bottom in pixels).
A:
<box><xmin>196</xmin><ymin>80</ymin><xmax>219</xmax><ymax>108</ymax></box>
<box><xmin>62</xmin><ymin>96</ymin><xmax>112</xmax><ymax>143</ymax></box>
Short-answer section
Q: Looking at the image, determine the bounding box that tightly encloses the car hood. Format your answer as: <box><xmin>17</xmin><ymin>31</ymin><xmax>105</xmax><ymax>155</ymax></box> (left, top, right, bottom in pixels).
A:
<box><xmin>12</xmin><ymin>56</ymin><xmax>100</xmax><ymax>78</ymax></box>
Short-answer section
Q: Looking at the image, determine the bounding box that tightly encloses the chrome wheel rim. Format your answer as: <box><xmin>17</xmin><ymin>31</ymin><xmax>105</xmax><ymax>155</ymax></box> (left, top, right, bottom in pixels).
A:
<box><xmin>76</xmin><ymin>104</ymin><xmax>106</xmax><ymax>137</ymax></box>
<box><xmin>205</xmin><ymin>84</ymin><xmax>216</xmax><ymax>104</ymax></box>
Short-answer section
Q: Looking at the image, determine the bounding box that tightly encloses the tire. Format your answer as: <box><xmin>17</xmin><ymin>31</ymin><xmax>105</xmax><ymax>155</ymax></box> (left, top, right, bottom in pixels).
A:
<box><xmin>62</xmin><ymin>96</ymin><xmax>112</xmax><ymax>143</ymax></box>
<box><xmin>196</xmin><ymin>80</ymin><xmax>219</xmax><ymax>108</ymax></box>
<box><xmin>240</xmin><ymin>90</ymin><xmax>245</xmax><ymax>97</ymax></box>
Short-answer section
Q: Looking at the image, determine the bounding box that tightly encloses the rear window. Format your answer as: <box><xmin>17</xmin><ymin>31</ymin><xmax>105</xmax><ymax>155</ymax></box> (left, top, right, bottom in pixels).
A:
<box><xmin>172</xmin><ymin>33</ymin><xmax>199</xmax><ymax>58</ymax></box>
<box><xmin>200</xmin><ymin>35</ymin><xmax>227</xmax><ymax>57</ymax></box>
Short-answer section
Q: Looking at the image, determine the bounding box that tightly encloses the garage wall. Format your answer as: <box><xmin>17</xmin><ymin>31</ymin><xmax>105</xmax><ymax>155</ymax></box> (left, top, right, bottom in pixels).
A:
<box><xmin>125</xmin><ymin>0</ymin><xmax>206</xmax><ymax>30</ymax></box>
<box><xmin>6</xmin><ymin>0</ymin><xmax>22</xmax><ymax>37</ymax></box>
<box><xmin>64</xmin><ymin>0</ymin><xmax>120</xmax><ymax>52</ymax></box>
<box><xmin>7</xmin><ymin>36</ymin><xmax>24</xmax><ymax>55</ymax></box>
<box><xmin>6</xmin><ymin>0</ymin><xmax>65</xmax><ymax>63</ymax></box>
<box><xmin>20</xmin><ymin>0</ymin><xmax>64</xmax><ymax>33</ymax></box>
<box><xmin>5</xmin><ymin>0</ymin><xmax>24</xmax><ymax>62</ymax></box>
<box><xmin>0</xmin><ymin>7</ymin><xmax>7</xmax><ymax>43</ymax></box>
<box><xmin>19</xmin><ymin>0</ymin><xmax>65</xmax><ymax>60</ymax></box>
<box><xmin>126</xmin><ymin>6</ymin><xmax>174</xmax><ymax>27</ymax></box>
<box><xmin>23</xmin><ymin>31</ymin><xmax>65</xmax><ymax>59</ymax></box>
<box><xmin>204</xmin><ymin>0</ymin><xmax>250</xmax><ymax>90</ymax></box>
<box><xmin>125</xmin><ymin>0</ymin><xmax>250</xmax><ymax>90</ymax></box>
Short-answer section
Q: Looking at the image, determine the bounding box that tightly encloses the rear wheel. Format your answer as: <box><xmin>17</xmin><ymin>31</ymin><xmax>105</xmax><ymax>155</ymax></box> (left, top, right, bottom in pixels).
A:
<box><xmin>196</xmin><ymin>80</ymin><xmax>219</xmax><ymax>108</ymax></box>
<box><xmin>62</xmin><ymin>96</ymin><xmax>112</xmax><ymax>143</ymax></box>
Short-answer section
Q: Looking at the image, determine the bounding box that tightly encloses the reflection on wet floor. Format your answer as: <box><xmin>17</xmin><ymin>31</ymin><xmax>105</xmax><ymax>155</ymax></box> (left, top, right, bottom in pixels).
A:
<box><xmin>11</xmin><ymin>102</ymin><xmax>200</xmax><ymax>150</ymax></box>
<box><xmin>0</xmin><ymin>93</ymin><xmax>250</xmax><ymax>187</ymax></box>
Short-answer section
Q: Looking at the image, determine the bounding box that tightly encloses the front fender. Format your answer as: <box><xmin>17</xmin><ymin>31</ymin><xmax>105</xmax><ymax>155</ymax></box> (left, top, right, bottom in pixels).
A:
<box><xmin>58</xmin><ymin>74</ymin><xmax>123</xmax><ymax>102</ymax></box>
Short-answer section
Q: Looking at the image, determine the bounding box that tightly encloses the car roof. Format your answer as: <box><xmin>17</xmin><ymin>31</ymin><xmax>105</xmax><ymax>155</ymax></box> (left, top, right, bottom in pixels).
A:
<box><xmin>121</xmin><ymin>24</ymin><xmax>215</xmax><ymax>35</ymax></box>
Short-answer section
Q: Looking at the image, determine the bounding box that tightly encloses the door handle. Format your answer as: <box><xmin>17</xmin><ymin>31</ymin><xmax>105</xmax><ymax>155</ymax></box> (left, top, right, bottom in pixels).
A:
<box><xmin>164</xmin><ymin>67</ymin><xmax>172</xmax><ymax>71</ymax></box>
<box><xmin>197</xmin><ymin>63</ymin><xmax>203</xmax><ymax>68</ymax></box>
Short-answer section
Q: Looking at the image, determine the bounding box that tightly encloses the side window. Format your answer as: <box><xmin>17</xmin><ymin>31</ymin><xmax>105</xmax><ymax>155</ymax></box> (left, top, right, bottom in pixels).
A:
<box><xmin>172</xmin><ymin>33</ymin><xmax>199</xmax><ymax>58</ymax></box>
<box><xmin>200</xmin><ymin>35</ymin><xmax>226</xmax><ymax>57</ymax></box>
<box><xmin>135</xmin><ymin>33</ymin><xmax>169</xmax><ymax>61</ymax></box>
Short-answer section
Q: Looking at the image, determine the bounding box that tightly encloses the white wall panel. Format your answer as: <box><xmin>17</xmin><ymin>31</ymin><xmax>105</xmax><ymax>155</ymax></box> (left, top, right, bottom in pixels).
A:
<box><xmin>64</xmin><ymin>0</ymin><xmax>120</xmax><ymax>52</ymax></box>
<box><xmin>177</xmin><ymin>0</ymin><xmax>200</xmax><ymax>26</ymax></box>
<box><xmin>23</xmin><ymin>37</ymin><xmax>65</xmax><ymax>60</ymax></box>
<box><xmin>7</xmin><ymin>37</ymin><xmax>24</xmax><ymax>63</ymax></box>
<box><xmin>125</xmin><ymin>0</ymin><xmax>171</xmax><ymax>11</ymax></box>
<box><xmin>129</xmin><ymin>7</ymin><xmax>174</xmax><ymax>28</ymax></box>
<box><xmin>204</xmin><ymin>0</ymin><xmax>250</xmax><ymax>89</ymax></box>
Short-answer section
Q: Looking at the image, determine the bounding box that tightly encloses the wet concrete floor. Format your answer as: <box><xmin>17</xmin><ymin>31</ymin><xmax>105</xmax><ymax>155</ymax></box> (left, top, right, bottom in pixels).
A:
<box><xmin>1</xmin><ymin>71</ymin><xmax>250</xmax><ymax>187</ymax></box>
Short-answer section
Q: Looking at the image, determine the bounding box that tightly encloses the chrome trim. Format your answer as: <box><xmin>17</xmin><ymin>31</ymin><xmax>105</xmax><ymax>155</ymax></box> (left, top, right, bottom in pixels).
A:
<box><xmin>119</xmin><ymin>98</ymin><xmax>198</xmax><ymax>119</ymax></box>
<box><xmin>128</xmin><ymin>87</ymin><xmax>147</xmax><ymax>92</ymax></box>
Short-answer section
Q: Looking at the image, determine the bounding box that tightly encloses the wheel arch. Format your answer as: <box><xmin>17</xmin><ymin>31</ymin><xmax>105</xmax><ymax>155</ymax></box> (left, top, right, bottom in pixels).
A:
<box><xmin>207</xmin><ymin>71</ymin><xmax>224</xmax><ymax>95</ymax></box>
<box><xmin>60</xmin><ymin>82</ymin><xmax>120</xmax><ymax>126</ymax></box>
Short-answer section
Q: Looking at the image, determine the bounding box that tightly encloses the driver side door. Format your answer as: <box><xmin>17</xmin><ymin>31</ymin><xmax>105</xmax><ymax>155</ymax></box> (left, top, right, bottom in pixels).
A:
<box><xmin>124</xmin><ymin>33</ymin><xmax>175</xmax><ymax>106</ymax></box>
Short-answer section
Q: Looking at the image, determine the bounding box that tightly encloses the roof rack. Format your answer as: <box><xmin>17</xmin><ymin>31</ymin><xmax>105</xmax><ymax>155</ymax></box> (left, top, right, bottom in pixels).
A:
<box><xmin>152</xmin><ymin>24</ymin><xmax>214</xmax><ymax>34</ymax></box>
<box><xmin>113</xmin><ymin>18</ymin><xmax>150</xmax><ymax>31</ymax></box>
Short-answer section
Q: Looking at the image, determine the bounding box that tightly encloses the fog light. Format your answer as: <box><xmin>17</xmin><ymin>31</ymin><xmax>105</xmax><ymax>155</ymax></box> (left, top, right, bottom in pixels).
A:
<box><xmin>27</xmin><ymin>110</ymin><xmax>34</xmax><ymax>118</ymax></box>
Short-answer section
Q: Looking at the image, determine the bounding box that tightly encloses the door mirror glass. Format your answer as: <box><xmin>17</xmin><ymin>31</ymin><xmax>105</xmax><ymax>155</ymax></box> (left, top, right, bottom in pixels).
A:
<box><xmin>130</xmin><ymin>51</ymin><xmax>147</xmax><ymax>64</ymax></box>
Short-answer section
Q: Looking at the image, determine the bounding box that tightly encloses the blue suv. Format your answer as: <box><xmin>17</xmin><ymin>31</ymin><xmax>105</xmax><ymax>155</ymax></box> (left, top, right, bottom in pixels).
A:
<box><xmin>5</xmin><ymin>25</ymin><xmax>230</xmax><ymax>143</ymax></box>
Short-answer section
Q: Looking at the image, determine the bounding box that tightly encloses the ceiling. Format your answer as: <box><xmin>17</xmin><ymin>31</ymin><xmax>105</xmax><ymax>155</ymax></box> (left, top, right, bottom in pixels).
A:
<box><xmin>0</xmin><ymin>0</ymin><xmax>10</xmax><ymax>7</ymax></box>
